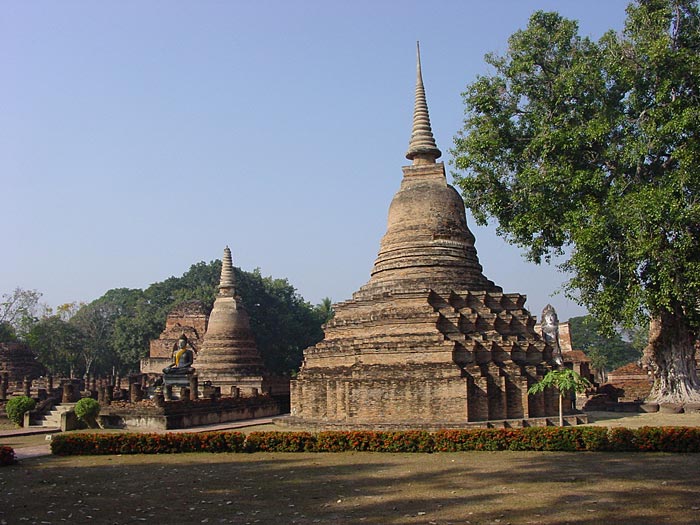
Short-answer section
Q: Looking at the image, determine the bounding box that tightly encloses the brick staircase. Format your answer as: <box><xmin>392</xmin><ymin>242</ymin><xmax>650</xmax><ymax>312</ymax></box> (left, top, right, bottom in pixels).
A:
<box><xmin>33</xmin><ymin>403</ymin><xmax>75</xmax><ymax>429</ymax></box>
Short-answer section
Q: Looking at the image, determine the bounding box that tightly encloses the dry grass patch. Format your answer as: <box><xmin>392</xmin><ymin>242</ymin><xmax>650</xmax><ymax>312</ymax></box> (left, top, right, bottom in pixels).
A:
<box><xmin>2</xmin><ymin>451</ymin><xmax>700</xmax><ymax>524</ymax></box>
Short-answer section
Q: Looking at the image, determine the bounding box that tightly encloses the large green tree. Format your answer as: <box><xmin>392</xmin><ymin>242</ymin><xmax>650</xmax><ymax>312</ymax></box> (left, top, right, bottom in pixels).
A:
<box><xmin>0</xmin><ymin>287</ymin><xmax>46</xmax><ymax>339</ymax></box>
<box><xmin>70</xmin><ymin>288</ymin><xmax>141</xmax><ymax>376</ymax></box>
<box><xmin>568</xmin><ymin>315</ymin><xmax>642</xmax><ymax>373</ymax></box>
<box><xmin>452</xmin><ymin>0</ymin><xmax>700</xmax><ymax>402</ymax></box>
<box><xmin>236</xmin><ymin>268</ymin><xmax>326</xmax><ymax>375</ymax></box>
<box><xmin>69</xmin><ymin>260</ymin><xmax>326</xmax><ymax>376</ymax></box>
<box><xmin>25</xmin><ymin>316</ymin><xmax>84</xmax><ymax>377</ymax></box>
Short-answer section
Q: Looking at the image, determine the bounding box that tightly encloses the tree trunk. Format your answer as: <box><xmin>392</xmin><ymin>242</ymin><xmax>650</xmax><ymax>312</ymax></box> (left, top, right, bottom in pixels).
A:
<box><xmin>642</xmin><ymin>304</ymin><xmax>700</xmax><ymax>403</ymax></box>
<box><xmin>558</xmin><ymin>394</ymin><xmax>564</xmax><ymax>427</ymax></box>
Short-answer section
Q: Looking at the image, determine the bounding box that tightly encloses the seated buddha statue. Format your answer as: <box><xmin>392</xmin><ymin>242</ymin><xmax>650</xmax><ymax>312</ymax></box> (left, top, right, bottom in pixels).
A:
<box><xmin>163</xmin><ymin>334</ymin><xmax>196</xmax><ymax>375</ymax></box>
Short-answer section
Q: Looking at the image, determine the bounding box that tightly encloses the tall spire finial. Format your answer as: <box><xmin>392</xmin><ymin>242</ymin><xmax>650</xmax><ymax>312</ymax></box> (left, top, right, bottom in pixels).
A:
<box><xmin>219</xmin><ymin>246</ymin><xmax>235</xmax><ymax>296</ymax></box>
<box><xmin>406</xmin><ymin>42</ymin><xmax>442</xmax><ymax>164</ymax></box>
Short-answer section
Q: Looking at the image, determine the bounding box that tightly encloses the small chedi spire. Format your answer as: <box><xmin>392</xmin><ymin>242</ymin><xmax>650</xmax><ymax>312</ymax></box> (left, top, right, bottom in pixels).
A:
<box><xmin>219</xmin><ymin>246</ymin><xmax>235</xmax><ymax>296</ymax></box>
<box><xmin>196</xmin><ymin>244</ymin><xmax>268</xmax><ymax>395</ymax></box>
<box><xmin>405</xmin><ymin>41</ymin><xmax>442</xmax><ymax>163</ymax></box>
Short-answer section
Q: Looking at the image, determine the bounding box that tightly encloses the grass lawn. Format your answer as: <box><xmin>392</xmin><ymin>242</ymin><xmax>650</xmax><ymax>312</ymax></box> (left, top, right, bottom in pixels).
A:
<box><xmin>2</xmin><ymin>450</ymin><xmax>700</xmax><ymax>524</ymax></box>
<box><xmin>3</xmin><ymin>412</ymin><xmax>700</xmax><ymax>524</ymax></box>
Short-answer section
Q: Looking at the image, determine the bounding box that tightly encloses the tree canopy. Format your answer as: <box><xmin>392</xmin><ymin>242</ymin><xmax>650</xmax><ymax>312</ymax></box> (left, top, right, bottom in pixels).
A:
<box><xmin>528</xmin><ymin>368</ymin><xmax>592</xmax><ymax>426</ymax></box>
<box><xmin>82</xmin><ymin>261</ymin><xmax>329</xmax><ymax>376</ymax></box>
<box><xmin>0</xmin><ymin>288</ymin><xmax>46</xmax><ymax>340</ymax></box>
<box><xmin>4</xmin><ymin>261</ymin><xmax>329</xmax><ymax>378</ymax></box>
<box><xmin>568</xmin><ymin>315</ymin><xmax>642</xmax><ymax>374</ymax></box>
<box><xmin>451</xmin><ymin>0</ymin><xmax>700</xmax><ymax>402</ymax></box>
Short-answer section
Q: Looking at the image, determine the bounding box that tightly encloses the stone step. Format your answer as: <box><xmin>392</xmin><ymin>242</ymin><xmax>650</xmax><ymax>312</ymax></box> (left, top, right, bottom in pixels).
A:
<box><xmin>41</xmin><ymin>416</ymin><xmax>61</xmax><ymax>427</ymax></box>
<box><xmin>38</xmin><ymin>403</ymin><xmax>77</xmax><ymax>428</ymax></box>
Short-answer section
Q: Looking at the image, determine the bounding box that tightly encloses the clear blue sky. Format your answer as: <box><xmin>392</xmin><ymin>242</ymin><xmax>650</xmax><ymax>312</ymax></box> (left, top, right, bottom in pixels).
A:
<box><xmin>2</xmin><ymin>0</ymin><xmax>630</xmax><ymax>321</ymax></box>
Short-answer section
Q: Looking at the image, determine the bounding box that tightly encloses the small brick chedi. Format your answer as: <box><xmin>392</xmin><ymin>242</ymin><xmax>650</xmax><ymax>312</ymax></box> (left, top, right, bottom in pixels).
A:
<box><xmin>140</xmin><ymin>300</ymin><xmax>208</xmax><ymax>375</ymax></box>
<box><xmin>194</xmin><ymin>246</ymin><xmax>270</xmax><ymax>395</ymax></box>
<box><xmin>289</xmin><ymin>46</ymin><xmax>563</xmax><ymax>428</ymax></box>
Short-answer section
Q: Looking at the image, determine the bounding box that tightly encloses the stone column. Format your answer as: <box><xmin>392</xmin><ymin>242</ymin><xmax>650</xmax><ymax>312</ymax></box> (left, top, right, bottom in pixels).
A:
<box><xmin>47</xmin><ymin>375</ymin><xmax>54</xmax><ymax>394</ymax></box>
<box><xmin>130</xmin><ymin>383</ymin><xmax>143</xmax><ymax>403</ymax></box>
<box><xmin>23</xmin><ymin>376</ymin><xmax>31</xmax><ymax>398</ymax></box>
<box><xmin>154</xmin><ymin>392</ymin><xmax>165</xmax><ymax>407</ymax></box>
<box><xmin>202</xmin><ymin>384</ymin><xmax>213</xmax><ymax>399</ymax></box>
<box><xmin>97</xmin><ymin>384</ymin><xmax>105</xmax><ymax>404</ymax></box>
<box><xmin>526</xmin><ymin>366</ymin><xmax>546</xmax><ymax>418</ymax></box>
<box><xmin>164</xmin><ymin>384</ymin><xmax>173</xmax><ymax>401</ymax></box>
<box><xmin>0</xmin><ymin>374</ymin><xmax>7</xmax><ymax>401</ymax></box>
<box><xmin>189</xmin><ymin>375</ymin><xmax>198</xmax><ymax>401</ymax></box>
<box><xmin>62</xmin><ymin>382</ymin><xmax>73</xmax><ymax>404</ymax></box>
<box><xmin>104</xmin><ymin>383</ymin><xmax>112</xmax><ymax>406</ymax></box>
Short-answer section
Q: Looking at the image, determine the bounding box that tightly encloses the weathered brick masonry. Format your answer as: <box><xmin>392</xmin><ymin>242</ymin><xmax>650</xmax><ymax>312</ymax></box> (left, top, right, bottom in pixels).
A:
<box><xmin>289</xmin><ymin>45</ymin><xmax>563</xmax><ymax>428</ymax></box>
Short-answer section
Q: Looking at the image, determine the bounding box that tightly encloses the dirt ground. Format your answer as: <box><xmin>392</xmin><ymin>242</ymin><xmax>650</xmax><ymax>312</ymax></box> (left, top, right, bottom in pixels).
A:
<box><xmin>3</xmin><ymin>412</ymin><xmax>700</xmax><ymax>524</ymax></box>
<box><xmin>2</xmin><ymin>449</ymin><xmax>700</xmax><ymax>525</ymax></box>
<box><xmin>582</xmin><ymin>410</ymin><xmax>700</xmax><ymax>428</ymax></box>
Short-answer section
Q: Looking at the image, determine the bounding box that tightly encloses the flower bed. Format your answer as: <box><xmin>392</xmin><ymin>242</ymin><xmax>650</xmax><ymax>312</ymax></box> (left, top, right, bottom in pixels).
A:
<box><xmin>0</xmin><ymin>446</ymin><xmax>16</xmax><ymax>466</ymax></box>
<box><xmin>51</xmin><ymin>431</ymin><xmax>246</xmax><ymax>455</ymax></box>
<box><xmin>50</xmin><ymin>426</ymin><xmax>700</xmax><ymax>456</ymax></box>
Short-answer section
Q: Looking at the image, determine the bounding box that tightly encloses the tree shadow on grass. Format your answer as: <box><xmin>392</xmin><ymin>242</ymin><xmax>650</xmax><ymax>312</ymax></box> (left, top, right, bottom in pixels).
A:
<box><xmin>1</xmin><ymin>452</ymin><xmax>699</xmax><ymax>524</ymax></box>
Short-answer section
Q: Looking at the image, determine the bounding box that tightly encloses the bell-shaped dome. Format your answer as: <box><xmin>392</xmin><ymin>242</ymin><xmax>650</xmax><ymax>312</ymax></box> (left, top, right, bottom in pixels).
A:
<box><xmin>356</xmin><ymin>162</ymin><xmax>498</xmax><ymax>298</ymax></box>
<box><xmin>354</xmin><ymin>43</ymin><xmax>498</xmax><ymax>299</ymax></box>
<box><xmin>196</xmin><ymin>246</ymin><xmax>266</xmax><ymax>384</ymax></box>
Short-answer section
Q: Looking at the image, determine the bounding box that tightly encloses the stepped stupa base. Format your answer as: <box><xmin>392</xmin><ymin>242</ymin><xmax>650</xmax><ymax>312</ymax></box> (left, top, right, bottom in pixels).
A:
<box><xmin>200</xmin><ymin>374</ymin><xmax>264</xmax><ymax>396</ymax></box>
<box><xmin>292</xmin><ymin>288</ymin><xmax>564</xmax><ymax>426</ymax></box>
<box><xmin>276</xmin><ymin>413</ymin><xmax>588</xmax><ymax>431</ymax></box>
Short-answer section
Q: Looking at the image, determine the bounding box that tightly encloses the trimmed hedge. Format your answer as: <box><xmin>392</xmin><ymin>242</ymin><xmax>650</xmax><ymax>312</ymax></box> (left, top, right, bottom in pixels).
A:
<box><xmin>315</xmin><ymin>430</ymin><xmax>435</xmax><ymax>452</ymax></box>
<box><xmin>51</xmin><ymin>431</ymin><xmax>246</xmax><ymax>456</ymax></box>
<box><xmin>0</xmin><ymin>446</ymin><xmax>16</xmax><ymax>466</ymax></box>
<box><xmin>245</xmin><ymin>431</ymin><xmax>316</xmax><ymax>452</ymax></box>
<box><xmin>432</xmin><ymin>427</ymin><xmax>610</xmax><ymax>452</ymax></box>
<box><xmin>50</xmin><ymin>426</ymin><xmax>700</xmax><ymax>456</ymax></box>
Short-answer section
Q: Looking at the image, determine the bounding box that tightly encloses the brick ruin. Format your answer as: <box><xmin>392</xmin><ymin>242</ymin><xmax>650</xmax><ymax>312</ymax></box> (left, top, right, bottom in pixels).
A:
<box><xmin>195</xmin><ymin>247</ymin><xmax>286</xmax><ymax>399</ymax></box>
<box><xmin>288</xmin><ymin>46</ymin><xmax>570</xmax><ymax>429</ymax></box>
<box><xmin>140</xmin><ymin>300</ymin><xmax>208</xmax><ymax>375</ymax></box>
<box><xmin>0</xmin><ymin>342</ymin><xmax>45</xmax><ymax>388</ymax></box>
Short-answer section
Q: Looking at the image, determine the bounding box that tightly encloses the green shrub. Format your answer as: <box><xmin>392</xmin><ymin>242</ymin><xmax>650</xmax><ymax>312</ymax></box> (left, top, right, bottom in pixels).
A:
<box><xmin>245</xmin><ymin>431</ymin><xmax>316</xmax><ymax>452</ymax></box>
<box><xmin>0</xmin><ymin>446</ymin><xmax>16</xmax><ymax>466</ymax></box>
<box><xmin>49</xmin><ymin>426</ymin><xmax>700</xmax><ymax>456</ymax></box>
<box><xmin>74</xmin><ymin>398</ymin><xmax>100</xmax><ymax>422</ymax></box>
<box><xmin>5</xmin><ymin>396</ymin><xmax>36</xmax><ymax>427</ymax></box>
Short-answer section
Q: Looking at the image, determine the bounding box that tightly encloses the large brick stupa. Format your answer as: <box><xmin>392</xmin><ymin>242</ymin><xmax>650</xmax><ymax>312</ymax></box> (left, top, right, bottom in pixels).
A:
<box><xmin>194</xmin><ymin>246</ymin><xmax>269</xmax><ymax>395</ymax></box>
<box><xmin>288</xmin><ymin>46</ymin><xmax>568</xmax><ymax>429</ymax></box>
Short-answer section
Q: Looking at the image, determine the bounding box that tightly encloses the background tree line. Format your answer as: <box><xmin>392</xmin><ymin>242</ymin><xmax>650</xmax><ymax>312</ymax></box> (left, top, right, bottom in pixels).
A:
<box><xmin>568</xmin><ymin>315</ymin><xmax>645</xmax><ymax>382</ymax></box>
<box><xmin>0</xmin><ymin>260</ymin><xmax>332</xmax><ymax>378</ymax></box>
<box><xmin>2</xmin><ymin>281</ymin><xmax>645</xmax><ymax>383</ymax></box>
